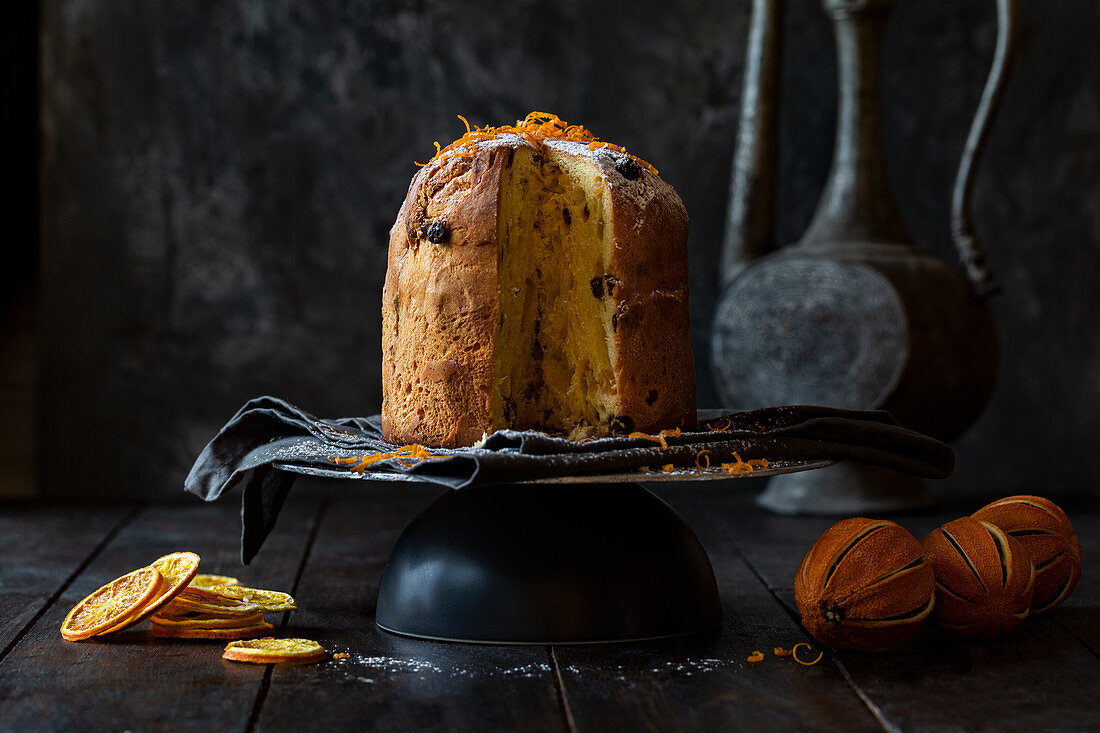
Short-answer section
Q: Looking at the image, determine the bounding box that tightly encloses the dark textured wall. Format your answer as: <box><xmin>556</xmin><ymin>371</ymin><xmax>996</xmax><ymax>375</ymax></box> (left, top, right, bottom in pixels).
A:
<box><xmin>39</xmin><ymin>0</ymin><xmax>1099</xmax><ymax>499</ymax></box>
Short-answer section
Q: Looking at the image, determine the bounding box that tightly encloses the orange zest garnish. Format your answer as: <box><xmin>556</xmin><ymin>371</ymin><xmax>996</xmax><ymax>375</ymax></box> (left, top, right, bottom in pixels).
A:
<box><xmin>792</xmin><ymin>643</ymin><xmax>824</xmax><ymax>666</ymax></box>
<box><xmin>695</xmin><ymin>450</ymin><xmax>711</xmax><ymax>469</ymax></box>
<box><xmin>747</xmin><ymin>650</ymin><xmax>765</xmax><ymax>664</ymax></box>
<box><xmin>328</xmin><ymin>444</ymin><xmax>449</xmax><ymax>473</ymax></box>
<box><xmin>416</xmin><ymin>111</ymin><xmax>658</xmax><ymax>175</ymax></box>
<box><xmin>719</xmin><ymin>452</ymin><xmax>771</xmax><ymax>476</ymax></box>
<box><xmin>719</xmin><ymin>459</ymin><xmax>752</xmax><ymax>475</ymax></box>
<box><xmin>660</xmin><ymin>464</ymin><xmax>675</xmax><ymax>473</ymax></box>
<box><xmin>774</xmin><ymin>646</ymin><xmax>792</xmax><ymax>658</ymax></box>
<box><xmin>707</xmin><ymin>417</ymin><xmax>733</xmax><ymax>432</ymax></box>
<box><xmin>628</xmin><ymin>431</ymin><xmax>662</xmax><ymax>445</ymax></box>
<box><xmin>627</xmin><ymin>427</ymin><xmax>681</xmax><ymax>450</ymax></box>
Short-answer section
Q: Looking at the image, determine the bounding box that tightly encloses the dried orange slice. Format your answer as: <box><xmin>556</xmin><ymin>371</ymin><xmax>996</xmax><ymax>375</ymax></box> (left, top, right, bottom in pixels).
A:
<box><xmin>150</xmin><ymin>612</ymin><xmax>266</xmax><ymax>629</ymax></box>
<box><xmin>153</xmin><ymin>552</ymin><xmax>203</xmax><ymax>588</ymax></box>
<box><xmin>61</xmin><ymin>566</ymin><xmax>163</xmax><ymax>641</ymax></box>
<box><xmin>162</xmin><ymin>590</ymin><xmax>261</xmax><ymax>617</ymax></box>
<box><xmin>178</xmin><ymin>585</ymin><xmax>224</xmax><ymax>600</ymax></box>
<box><xmin>205</xmin><ymin>585</ymin><xmax>297</xmax><ymax>613</ymax></box>
<box><xmin>222</xmin><ymin>637</ymin><xmax>327</xmax><ymax>664</ymax></box>
<box><xmin>190</xmin><ymin>574</ymin><xmax>240</xmax><ymax>590</ymax></box>
<box><xmin>99</xmin><ymin>551</ymin><xmax>201</xmax><ymax>634</ymax></box>
<box><xmin>151</xmin><ymin>621</ymin><xmax>274</xmax><ymax>640</ymax></box>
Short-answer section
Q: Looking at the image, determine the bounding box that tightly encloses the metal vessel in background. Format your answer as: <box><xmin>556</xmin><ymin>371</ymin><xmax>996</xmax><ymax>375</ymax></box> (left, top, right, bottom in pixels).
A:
<box><xmin>712</xmin><ymin>0</ymin><xmax>1018</xmax><ymax>513</ymax></box>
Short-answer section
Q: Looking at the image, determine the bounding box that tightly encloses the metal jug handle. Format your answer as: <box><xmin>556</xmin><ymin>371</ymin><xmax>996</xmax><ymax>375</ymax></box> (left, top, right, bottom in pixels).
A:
<box><xmin>951</xmin><ymin>0</ymin><xmax>1020</xmax><ymax>299</ymax></box>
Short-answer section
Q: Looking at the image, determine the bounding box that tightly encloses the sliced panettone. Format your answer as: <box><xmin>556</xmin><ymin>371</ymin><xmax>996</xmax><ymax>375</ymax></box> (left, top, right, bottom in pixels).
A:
<box><xmin>382</xmin><ymin>113</ymin><xmax>694</xmax><ymax>447</ymax></box>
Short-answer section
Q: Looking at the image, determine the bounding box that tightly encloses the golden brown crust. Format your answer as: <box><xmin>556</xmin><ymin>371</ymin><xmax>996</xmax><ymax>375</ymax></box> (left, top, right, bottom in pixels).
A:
<box><xmin>605</xmin><ymin>161</ymin><xmax>696</xmax><ymax>433</ymax></box>
<box><xmin>382</xmin><ymin>144</ymin><xmax>511</xmax><ymax>447</ymax></box>
<box><xmin>382</xmin><ymin>137</ymin><xmax>695</xmax><ymax>446</ymax></box>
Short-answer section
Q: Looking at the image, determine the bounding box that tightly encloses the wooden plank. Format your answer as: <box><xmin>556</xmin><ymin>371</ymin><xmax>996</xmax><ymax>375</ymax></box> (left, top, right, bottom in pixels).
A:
<box><xmin>0</xmin><ymin>497</ymin><xmax>321</xmax><ymax>732</ymax></box>
<box><xmin>2</xmin><ymin>486</ymin><xmax>1093</xmax><ymax>731</ymax></box>
<box><xmin>550</xmin><ymin>483</ymin><xmax>881</xmax><ymax>732</ymax></box>
<box><xmin>256</xmin><ymin>486</ymin><xmax>568</xmax><ymax>733</ymax></box>
<box><xmin>0</xmin><ymin>503</ymin><xmax>135</xmax><ymax>658</ymax></box>
<box><xmin>710</xmin><ymin>487</ymin><xmax>1100</xmax><ymax>732</ymax></box>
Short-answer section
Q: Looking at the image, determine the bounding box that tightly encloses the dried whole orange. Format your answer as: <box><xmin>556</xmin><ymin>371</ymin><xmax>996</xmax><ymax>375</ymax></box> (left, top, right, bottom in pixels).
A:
<box><xmin>61</xmin><ymin>566</ymin><xmax>164</xmax><ymax>641</ymax></box>
<box><xmin>921</xmin><ymin>517</ymin><xmax>1035</xmax><ymax>639</ymax></box>
<box><xmin>972</xmin><ymin>495</ymin><xmax>1081</xmax><ymax>614</ymax></box>
<box><xmin>794</xmin><ymin>518</ymin><xmax>934</xmax><ymax>652</ymax></box>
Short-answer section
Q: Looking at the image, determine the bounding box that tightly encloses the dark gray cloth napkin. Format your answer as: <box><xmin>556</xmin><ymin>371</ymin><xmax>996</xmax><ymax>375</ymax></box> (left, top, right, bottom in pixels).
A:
<box><xmin>184</xmin><ymin>396</ymin><xmax>954</xmax><ymax>563</ymax></box>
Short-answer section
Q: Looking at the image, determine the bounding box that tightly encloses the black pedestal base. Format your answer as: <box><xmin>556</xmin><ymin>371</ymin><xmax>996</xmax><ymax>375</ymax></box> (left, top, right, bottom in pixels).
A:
<box><xmin>375</xmin><ymin>482</ymin><xmax>721</xmax><ymax>644</ymax></box>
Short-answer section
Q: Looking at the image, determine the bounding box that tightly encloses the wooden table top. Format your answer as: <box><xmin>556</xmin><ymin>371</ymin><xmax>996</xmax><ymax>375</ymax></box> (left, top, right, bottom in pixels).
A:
<box><xmin>0</xmin><ymin>481</ymin><xmax>1096</xmax><ymax>732</ymax></box>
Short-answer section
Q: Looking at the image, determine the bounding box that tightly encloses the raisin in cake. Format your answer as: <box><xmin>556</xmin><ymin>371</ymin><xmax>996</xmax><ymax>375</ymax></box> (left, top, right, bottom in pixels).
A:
<box><xmin>381</xmin><ymin>112</ymin><xmax>695</xmax><ymax>447</ymax></box>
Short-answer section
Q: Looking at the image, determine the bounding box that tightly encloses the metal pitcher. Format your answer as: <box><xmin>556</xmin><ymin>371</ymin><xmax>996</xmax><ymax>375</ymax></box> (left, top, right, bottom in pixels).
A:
<box><xmin>711</xmin><ymin>0</ymin><xmax>1018</xmax><ymax>512</ymax></box>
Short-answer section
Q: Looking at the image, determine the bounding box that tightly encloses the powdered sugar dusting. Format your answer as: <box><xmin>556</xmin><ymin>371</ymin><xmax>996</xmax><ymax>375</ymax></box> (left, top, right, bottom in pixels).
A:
<box><xmin>558</xmin><ymin>657</ymin><xmax>738</xmax><ymax>683</ymax></box>
<box><xmin>429</xmin><ymin>131</ymin><xmax>663</xmax><ymax>188</ymax></box>
<box><xmin>323</xmin><ymin>650</ymin><xmax>739</xmax><ymax>685</ymax></box>
<box><xmin>325</xmin><ymin>650</ymin><xmax>552</xmax><ymax>682</ymax></box>
<box><xmin>434</xmin><ymin>132</ymin><xmax>534</xmax><ymax>165</ymax></box>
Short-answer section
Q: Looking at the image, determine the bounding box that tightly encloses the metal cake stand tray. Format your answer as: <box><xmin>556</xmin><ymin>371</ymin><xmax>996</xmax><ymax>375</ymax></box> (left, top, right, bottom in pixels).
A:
<box><xmin>272</xmin><ymin>457</ymin><xmax>834</xmax><ymax>484</ymax></box>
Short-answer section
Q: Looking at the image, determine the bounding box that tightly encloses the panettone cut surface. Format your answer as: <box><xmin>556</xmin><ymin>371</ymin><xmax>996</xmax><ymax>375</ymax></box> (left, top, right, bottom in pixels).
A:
<box><xmin>495</xmin><ymin>146</ymin><xmax>618</xmax><ymax>439</ymax></box>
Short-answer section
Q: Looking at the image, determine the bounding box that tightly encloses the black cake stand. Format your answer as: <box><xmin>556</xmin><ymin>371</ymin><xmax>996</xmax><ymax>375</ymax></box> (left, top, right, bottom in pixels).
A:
<box><xmin>278</xmin><ymin>460</ymin><xmax>832</xmax><ymax>645</ymax></box>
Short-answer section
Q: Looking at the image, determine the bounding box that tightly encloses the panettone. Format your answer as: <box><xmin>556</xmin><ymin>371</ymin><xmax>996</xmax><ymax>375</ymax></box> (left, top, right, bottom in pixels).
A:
<box><xmin>381</xmin><ymin>112</ymin><xmax>695</xmax><ymax>447</ymax></box>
